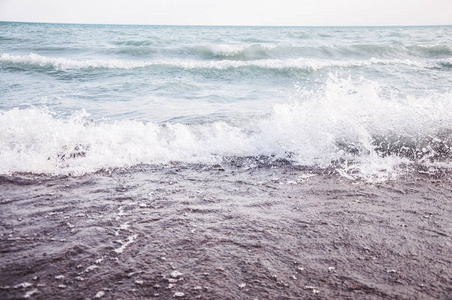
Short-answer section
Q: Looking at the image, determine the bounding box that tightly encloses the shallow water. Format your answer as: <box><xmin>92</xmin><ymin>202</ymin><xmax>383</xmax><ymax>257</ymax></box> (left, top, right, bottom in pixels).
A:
<box><xmin>0</xmin><ymin>163</ymin><xmax>451</xmax><ymax>299</ymax></box>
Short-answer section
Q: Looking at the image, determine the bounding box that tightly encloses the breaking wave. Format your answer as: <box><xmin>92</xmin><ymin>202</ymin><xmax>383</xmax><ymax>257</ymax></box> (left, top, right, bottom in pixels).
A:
<box><xmin>108</xmin><ymin>41</ymin><xmax>452</xmax><ymax>60</ymax></box>
<box><xmin>2</xmin><ymin>53</ymin><xmax>450</xmax><ymax>72</ymax></box>
<box><xmin>0</xmin><ymin>76</ymin><xmax>450</xmax><ymax>180</ymax></box>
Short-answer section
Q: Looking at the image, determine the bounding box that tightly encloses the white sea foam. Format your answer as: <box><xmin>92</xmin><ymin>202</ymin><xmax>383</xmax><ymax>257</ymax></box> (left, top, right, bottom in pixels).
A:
<box><xmin>1</xmin><ymin>53</ymin><xmax>447</xmax><ymax>72</ymax></box>
<box><xmin>114</xmin><ymin>234</ymin><xmax>138</xmax><ymax>254</ymax></box>
<box><xmin>205</xmin><ymin>44</ymin><xmax>251</xmax><ymax>56</ymax></box>
<box><xmin>0</xmin><ymin>76</ymin><xmax>450</xmax><ymax>180</ymax></box>
<box><xmin>202</xmin><ymin>43</ymin><xmax>277</xmax><ymax>57</ymax></box>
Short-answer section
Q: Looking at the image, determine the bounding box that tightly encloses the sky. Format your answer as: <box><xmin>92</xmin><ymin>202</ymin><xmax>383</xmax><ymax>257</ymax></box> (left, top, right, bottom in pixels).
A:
<box><xmin>0</xmin><ymin>0</ymin><xmax>451</xmax><ymax>26</ymax></box>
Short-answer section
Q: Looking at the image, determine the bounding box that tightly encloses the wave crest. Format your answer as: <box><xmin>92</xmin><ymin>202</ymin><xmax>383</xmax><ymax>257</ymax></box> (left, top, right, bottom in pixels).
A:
<box><xmin>1</xmin><ymin>76</ymin><xmax>450</xmax><ymax>180</ymax></box>
<box><xmin>189</xmin><ymin>44</ymin><xmax>277</xmax><ymax>60</ymax></box>
<box><xmin>2</xmin><ymin>53</ymin><xmax>450</xmax><ymax>73</ymax></box>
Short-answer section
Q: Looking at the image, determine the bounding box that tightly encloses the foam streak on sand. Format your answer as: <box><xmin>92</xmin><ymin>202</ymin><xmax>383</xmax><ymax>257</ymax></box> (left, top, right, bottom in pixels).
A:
<box><xmin>114</xmin><ymin>234</ymin><xmax>138</xmax><ymax>254</ymax></box>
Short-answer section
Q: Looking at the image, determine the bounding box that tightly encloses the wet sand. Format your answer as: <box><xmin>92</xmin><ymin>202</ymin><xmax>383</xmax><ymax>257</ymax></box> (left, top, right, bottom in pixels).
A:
<box><xmin>0</xmin><ymin>162</ymin><xmax>451</xmax><ymax>299</ymax></box>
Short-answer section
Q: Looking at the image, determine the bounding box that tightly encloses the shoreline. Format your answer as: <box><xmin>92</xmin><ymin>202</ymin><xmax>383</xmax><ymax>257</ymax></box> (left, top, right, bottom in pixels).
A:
<box><xmin>1</xmin><ymin>164</ymin><xmax>451</xmax><ymax>299</ymax></box>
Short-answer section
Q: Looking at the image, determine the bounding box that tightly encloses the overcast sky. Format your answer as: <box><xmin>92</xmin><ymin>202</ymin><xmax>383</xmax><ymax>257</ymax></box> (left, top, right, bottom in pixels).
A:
<box><xmin>0</xmin><ymin>0</ymin><xmax>451</xmax><ymax>26</ymax></box>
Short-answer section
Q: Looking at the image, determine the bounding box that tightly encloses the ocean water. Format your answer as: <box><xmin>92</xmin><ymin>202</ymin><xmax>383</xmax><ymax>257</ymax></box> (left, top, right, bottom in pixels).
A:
<box><xmin>1</xmin><ymin>22</ymin><xmax>451</xmax><ymax>180</ymax></box>
<box><xmin>1</xmin><ymin>23</ymin><xmax>452</xmax><ymax>299</ymax></box>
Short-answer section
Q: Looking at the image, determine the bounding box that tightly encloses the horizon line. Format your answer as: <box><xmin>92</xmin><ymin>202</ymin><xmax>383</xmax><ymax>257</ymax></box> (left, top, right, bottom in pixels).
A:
<box><xmin>1</xmin><ymin>20</ymin><xmax>451</xmax><ymax>28</ymax></box>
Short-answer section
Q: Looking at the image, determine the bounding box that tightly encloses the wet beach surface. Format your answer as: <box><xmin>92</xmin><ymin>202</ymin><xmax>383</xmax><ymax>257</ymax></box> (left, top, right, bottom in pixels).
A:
<box><xmin>0</xmin><ymin>162</ymin><xmax>451</xmax><ymax>299</ymax></box>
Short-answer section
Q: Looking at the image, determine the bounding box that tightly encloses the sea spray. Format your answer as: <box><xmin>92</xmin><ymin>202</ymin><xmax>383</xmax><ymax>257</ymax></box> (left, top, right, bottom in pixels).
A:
<box><xmin>1</xmin><ymin>75</ymin><xmax>450</xmax><ymax>179</ymax></box>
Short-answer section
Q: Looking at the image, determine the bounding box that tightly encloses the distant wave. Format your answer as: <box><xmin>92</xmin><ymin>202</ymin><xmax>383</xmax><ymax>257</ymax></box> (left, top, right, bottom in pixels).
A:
<box><xmin>1</xmin><ymin>76</ymin><xmax>450</xmax><ymax>179</ymax></box>
<box><xmin>192</xmin><ymin>44</ymin><xmax>452</xmax><ymax>60</ymax></box>
<box><xmin>106</xmin><ymin>42</ymin><xmax>452</xmax><ymax>60</ymax></box>
<box><xmin>117</xmin><ymin>47</ymin><xmax>158</xmax><ymax>56</ymax></box>
<box><xmin>407</xmin><ymin>45</ymin><xmax>452</xmax><ymax>58</ymax></box>
<box><xmin>183</xmin><ymin>44</ymin><xmax>277</xmax><ymax>60</ymax></box>
<box><xmin>113</xmin><ymin>44</ymin><xmax>274</xmax><ymax>59</ymax></box>
<box><xmin>2</xmin><ymin>53</ymin><xmax>450</xmax><ymax>72</ymax></box>
<box><xmin>111</xmin><ymin>40</ymin><xmax>156</xmax><ymax>47</ymax></box>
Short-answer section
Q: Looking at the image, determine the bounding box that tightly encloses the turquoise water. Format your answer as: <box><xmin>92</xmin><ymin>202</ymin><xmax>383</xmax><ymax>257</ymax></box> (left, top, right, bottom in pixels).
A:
<box><xmin>0</xmin><ymin>22</ymin><xmax>451</xmax><ymax>178</ymax></box>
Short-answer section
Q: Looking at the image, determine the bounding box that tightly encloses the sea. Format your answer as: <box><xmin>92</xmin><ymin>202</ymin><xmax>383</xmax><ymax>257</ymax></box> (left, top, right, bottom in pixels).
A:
<box><xmin>1</xmin><ymin>22</ymin><xmax>452</xmax><ymax>299</ymax></box>
<box><xmin>1</xmin><ymin>22</ymin><xmax>451</xmax><ymax>180</ymax></box>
